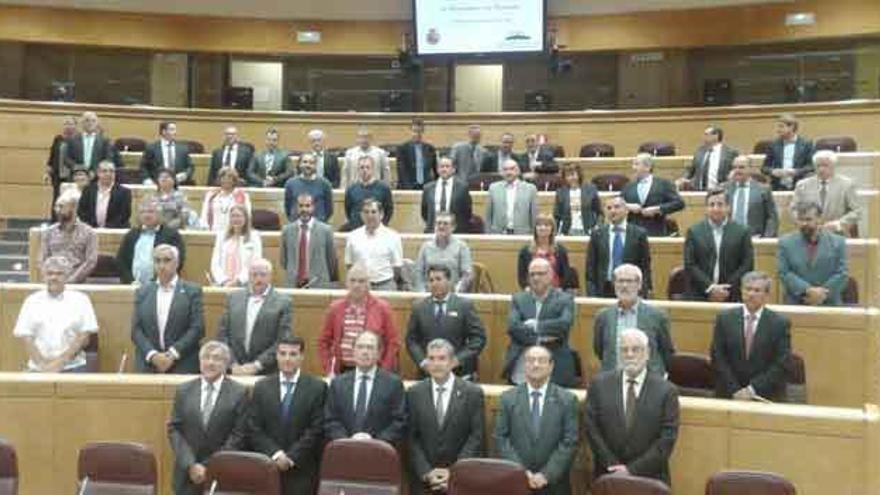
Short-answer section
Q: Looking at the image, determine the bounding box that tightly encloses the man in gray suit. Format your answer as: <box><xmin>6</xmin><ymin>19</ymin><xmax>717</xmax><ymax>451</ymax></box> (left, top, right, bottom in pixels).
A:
<box><xmin>407</xmin><ymin>339</ymin><xmax>484</xmax><ymax>494</ymax></box>
<box><xmin>449</xmin><ymin>124</ymin><xmax>487</xmax><ymax>181</ymax></box>
<box><xmin>406</xmin><ymin>264</ymin><xmax>487</xmax><ymax>379</ymax></box>
<box><xmin>486</xmin><ymin>159</ymin><xmax>538</xmax><ymax>234</ymax></box>
<box><xmin>504</xmin><ymin>258</ymin><xmax>577</xmax><ymax>388</ymax></box>
<box><xmin>791</xmin><ymin>150</ymin><xmax>861</xmax><ymax>236</ymax></box>
<box><xmin>280</xmin><ymin>193</ymin><xmax>338</xmax><ymax>288</ymax></box>
<box><xmin>168</xmin><ymin>341</ymin><xmax>248</xmax><ymax>495</ymax></box>
<box><xmin>246</xmin><ymin>127</ymin><xmax>294</xmax><ymax>187</ymax></box>
<box><xmin>131</xmin><ymin>244</ymin><xmax>204</xmax><ymax>374</ymax></box>
<box><xmin>677</xmin><ymin>125</ymin><xmax>739</xmax><ymax>191</ymax></box>
<box><xmin>725</xmin><ymin>156</ymin><xmax>778</xmax><ymax>238</ymax></box>
<box><xmin>495</xmin><ymin>345</ymin><xmax>578</xmax><ymax>495</ymax></box>
<box><xmin>585</xmin><ymin>328</ymin><xmax>680</xmax><ymax>486</ymax></box>
<box><xmin>593</xmin><ymin>264</ymin><xmax>674</xmax><ymax>375</ymax></box>
<box><xmin>779</xmin><ymin>201</ymin><xmax>849</xmax><ymax>306</ymax></box>
<box><xmin>216</xmin><ymin>259</ymin><xmax>291</xmax><ymax>376</ymax></box>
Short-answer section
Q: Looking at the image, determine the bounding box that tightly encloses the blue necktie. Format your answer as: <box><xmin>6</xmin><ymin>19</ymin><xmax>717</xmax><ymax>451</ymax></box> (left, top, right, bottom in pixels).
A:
<box><xmin>434</xmin><ymin>301</ymin><xmax>444</xmax><ymax>328</ymax></box>
<box><xmin>415</xmin><ymin>144</ymin><xmax>425</xmax><ymax>185</ymax></box>
<box><xmin>280</xmin><ymin>381</ymin><xmax>295</xmax><ymax>423</ymax></box>
<box><xmin>354</xmin><ymin>375</ymin><xmax>369</xmax><ymax>430</ymax></box>
<box><xmin>612</xmin><ymin>227</ymin><xmax>624</xmax><ymax>271</ymax></box>
<box><xmin>734</xmin><ymin>184</ymin><xmax>748</xmax><ymax>225</ymax></box>
<box><xmin>530</xmin><ymin>391</ymin><xmax>542</xmax><ymax>433</ymax></box>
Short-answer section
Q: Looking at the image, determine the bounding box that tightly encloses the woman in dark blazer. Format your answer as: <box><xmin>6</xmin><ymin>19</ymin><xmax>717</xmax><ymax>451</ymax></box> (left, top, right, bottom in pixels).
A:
<box><xmin>517</xmin><ymin>214</ymin><xmax>575</xmax><ymax>290</ymax></box>
<box><xmin>553</xmin><ymin>162</ymin><xmax>602</xmax><ymax>236</ymax></box>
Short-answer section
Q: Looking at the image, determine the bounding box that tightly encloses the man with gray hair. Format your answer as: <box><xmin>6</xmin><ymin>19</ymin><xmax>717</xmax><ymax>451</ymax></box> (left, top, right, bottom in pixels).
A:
<box><xmin>778</xmin><ymin>201</ymin><xmax>848</xmax><ymax>306</ymax></box>
<box><xmin>585</xmin><ymin>328</ymin><xmax>680</xmax><ymax>486</ymax></box>
<box><xmin>217</xmin><ymin>258</ymin><xmax>291</xmax><ymax>376</ymax></box>
<box><xmin>449</xmin><ymin>124</ymin><xmax>486</xmax><ymax>180</ymax></box>
<box><xmin>64</xmin><ymin>110</ymin><xmax>116</xmax><ymax>175</ymax></box>
<box><xmin>621</xmin><ymin>153</ymin><xmax>684</xmax><ymax>236</ymax></box>
<box><xmin>168</xmin><ymin>340</ymin><xmax>248</xmax><ymax>494</ymax></box>
<box><xmin>13</xmin><ymin>256</ymin><xmax>98</xmax><ymax>372</ymax></box>
<box><xmin>116</xmin><ymin>197</ymin><xmax>186</xmax><ymax>285</ymax></box>
<box><xmin>791</xmin><ymin>149</ymin><xmax>861</xmax><ymax>236</ymax></box>
<box><xmin>485</xmin><ymin>158</ymin><xmax>538</xmax><ymax>234</ymax></box>
<box><xmin>593</xmin><ymin>263</ymin><xmax>674</xmax><ymax>375</ymax></box>
<box><xmin>131</xmin><ymin>244</ymin><xmax>204</xmax><ymax>373</ymax></box>
<box><xmin>711</xmin><ymin>271</ymin><xmax>791</xmax><ymax>401</ymax></box>
<box><xmin>341</xmin><ymin>126</ymin><xmax>391</xmax><ymax>189</ymax></box>
<box><xmin>406</xmin><ymin>338</ymin><xmax>484</xmax><ymax>494</ymax></box>
<box><xmin>41</xmin><ymin>189</ymin><xmax>98</xmax><ymax>283</ymax></box>
<box><xmin>305</xmin><ymin>128</ymin><xmax>341</xmax><ymax>187</ymax></box>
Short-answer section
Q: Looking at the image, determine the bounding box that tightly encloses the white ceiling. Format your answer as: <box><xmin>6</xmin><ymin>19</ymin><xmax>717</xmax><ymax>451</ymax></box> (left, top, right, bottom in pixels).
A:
<box><xmin>0</xmin><ymin>0</ymin><xmax>792</xmax><ymax>21</ymax></box>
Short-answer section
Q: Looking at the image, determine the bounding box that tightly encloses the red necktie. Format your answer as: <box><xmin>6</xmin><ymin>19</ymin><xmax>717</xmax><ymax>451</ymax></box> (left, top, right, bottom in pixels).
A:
<box><xmin>297</xmin><ymin>223</ymin><xmax>308</xmax><ymax>285</ymax></box>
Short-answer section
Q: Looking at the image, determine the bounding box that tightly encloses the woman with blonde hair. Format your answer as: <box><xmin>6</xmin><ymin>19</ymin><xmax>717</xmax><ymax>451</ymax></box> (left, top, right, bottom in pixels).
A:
<box><xmin>210</xmin><ymin>204</ymin><xmax>262</xmax><ymax>287</ymax></box>
<box><xmin>201</xmin><ymin>166</ymin><xmax>252</xmax><ymax>233</ymax></box>
<box><xmin>516</xmin><ymin>213</ymin><xmax>574</xmax><ymax>290</ymax></box>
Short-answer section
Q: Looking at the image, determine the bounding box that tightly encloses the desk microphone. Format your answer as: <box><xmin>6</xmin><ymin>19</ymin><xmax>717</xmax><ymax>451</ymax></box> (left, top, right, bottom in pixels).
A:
<box><xmin>77</xmin><ymin>476</ymin><xmax>89</xmax><ymax>495</ymax></box>
<box><xmin>117</xmin><ymin>353</ymin><xmax>128</xmax><ymax>374</ymax></box>
<box><xmin>207</xmin><ymin>479</ymin><xmax>218</xmax><ymax>495</ymax></box>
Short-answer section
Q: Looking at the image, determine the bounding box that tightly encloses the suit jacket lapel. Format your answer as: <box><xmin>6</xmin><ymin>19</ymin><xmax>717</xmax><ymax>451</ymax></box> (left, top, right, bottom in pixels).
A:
<box><xmin>230</xmin><ymin>293</ymin><xmax>247</xmax><ymax>349</ymax></box>
<box><xmin>146</xmin><ymin>286</ymin><xmax>159</xmax><ymax>338</ymax></box>
<box><xmin>613</xmin><ymin>372</ymin><xmax>627</xmax><ymax>431</ymax></box>
<box><xmin>439</xmin><ymin>377</ymin><xmax>463</xmax><ymax>431</ymax></box>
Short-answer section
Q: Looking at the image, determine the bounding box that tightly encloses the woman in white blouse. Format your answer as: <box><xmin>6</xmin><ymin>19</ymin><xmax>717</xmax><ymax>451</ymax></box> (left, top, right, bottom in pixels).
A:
<box><xmin>553</xmin><ymin>162</ymin><xmax>602</xmax><ymax>236</ymax></box>
<box><xmin>200</xmin><ymin>166</ymin><xmax>252</xmax><ymax>233</ymax></box>
<box><xmin>210</xmin><ymin>204</ymin><xmax>262</xmax><ymax>287</ymax></box>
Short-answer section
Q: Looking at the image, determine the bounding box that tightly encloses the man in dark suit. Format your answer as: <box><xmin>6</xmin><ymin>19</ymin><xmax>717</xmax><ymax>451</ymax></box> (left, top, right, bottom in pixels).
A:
<box><xmin>45</xmin><ymin>115</ymin><xmax>78</xmax><ymax>218</ymax></box>
<box><xmin>397</xmin><ymin>118</ymin><xmax>438</xmax><ymax>190</ymax></box>
<box><xmin>593</xmin><ymin>264</ymin><xmax>674</xmax><ymax>375</ymax></box>
<box><xmin>778</xmin><ymin>201</ymin><xmax>849</xmax><ymax>306</ymax></box>
<box><xmin>683</xmin><ymin>189</ymin><xmax>754</xmax><ymax>302</ymax></box>
<box><xmin>421</xmin><ymin>157</ymin><xmax>473</xmax><ymax>233</ymax></box>
<box><xmin>622</xmin><ymin>153</ymin><xmax>685</xmax><ymax>236</ymax></box>
<box><xmin>324</xmin><ymin>331</ymin><xmax>407</xmax><ymax>445</ymax></box>
<box><xmin>131</xmin><ymin>244</ymin><xmax>204</xmax><ymax>374</ymax></box>
<box><xmin>247</xmin><ymin>127</ymin><xmax>294</xmax><ymax>187</ymax></box>
<box><xmin>406</xmin><ymin>264</ymin><xmax>487</xmax><ymax>379</ymax></box>
<box><xmin>65</xmin><ymin>111</ymin><xmax>116</xmax><ymax>176</ymax></box>
<box><xmin>726</xmin><ymin>156</ymin><xmax>779</xmax><ymax>237</ymax></box>
<box><xmin>77</xmin><ymin>160</ymin><xmax>131</xmax><ymax>229</ymax></box>
<box><xmin>522</xmin><ymin>133</ymin><xmax>558</xmax><ymax>181</ymax></box>
<box><xmin>305</xmin><ymin>128</ymin><xmax>341</xmax><ymax>188</ymax></box>
<box><xmin>585</xmin><ymin>328</ymin><xmax>680</xmax><ymax>486</ymax></box>
<box><xmin>249</xmin><ymin>335</ymin><xmax>328</xmax><ymax>495</ymax></box>
<box><xmin>504</xmin><ymin>258</ymin><xmax>577</xmax><ymax>388</ymax></box>
<box><xmin>481</xmin><ymin>132</ymin><xmax>526</xmax><ymax>173</ymax></box>
<box><xmin>495</xmin><ymin>345</ymin><xmax>578</xmax><ymax>495</ymax></box>
<box><xmin>216</xmin><ymin>259</ymin><xmax>291</xmax><ymax>376</ymax></box>
<box><xmin>208</xmin><ymin>125</ymin><xmax>254</xmax><ymax>185</ymax></box>
<box><xmin>677</xmin><ymin>125</ymin><xmax>739</xmax><ymax>191</ymax></box>
<box><xmin>168</xmin><ymin>341</ymin><xmax>248</xmax><ymax>495</ymax></box>
<box><xmin>761</xmin><ymin>113</ymin><xmax>815</xmax><ymax>191</ymax></box>
<box><xmin>711</xmin><ymin>271</ymin><xmax>791</xmax><ymax>400</ymax></box>
<box><xmin>406</xmin><ymin>338</ymin><xmax>484</xmax><ymax>494</ymax></box>
<box><xmin>140</xmin><ymin>121</ymin><xmax>195</xmax><ymax>185</ymax></box>
<box><xmin>587</xmin><ymin>195</ymin><xmax>652</xmax><ymax>297</ymax></box>
<box><xmin>116</xmin><ymin>198</ymin><xmax>186</xmax><ymax>284</ymax></box>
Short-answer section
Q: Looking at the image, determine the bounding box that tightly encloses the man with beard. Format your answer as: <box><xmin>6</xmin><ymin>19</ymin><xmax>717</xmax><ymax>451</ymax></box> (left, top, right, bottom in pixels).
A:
<box><xmin>585</xmin><ymin>328</ymin><xmax>680</xmax><ymax>487</ymax></box>
<box><xmin>778</xmin><ymin>201</ymin><xmax>848</xmax><ymax>306</ymax></box>
<box><xmin>40</xmin><ymin>190</ymin><xmax>98</xmax><ymax>283</ymax></box>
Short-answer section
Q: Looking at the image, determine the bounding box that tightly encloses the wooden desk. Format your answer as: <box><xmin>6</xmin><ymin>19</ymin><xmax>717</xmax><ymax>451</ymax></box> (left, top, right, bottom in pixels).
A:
<box><xmin>1</xmin><ymin>285</ymin><xmax>878</xmax><ymax>408</ymax></box>
<box><xmin>122</xmin><ymin>185</ymin><xmax>880</xmax><ymax>240</ymax></box>
<box><xmin>0</xmin><ymin>372</ymin><xmax>877</xmax><ymax>495</ymax></box>
<box><xmin>27</xmin><ymin>228</ymin><xmax>879</xmax><ymax>306</ymax></box>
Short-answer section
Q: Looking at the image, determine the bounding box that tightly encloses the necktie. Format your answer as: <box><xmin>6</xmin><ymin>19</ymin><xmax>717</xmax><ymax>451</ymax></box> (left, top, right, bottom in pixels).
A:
<box><xmin>223</xmin><ymin>146</ymin><xmax>232</xmax><ymax>167</ymax></box>
<box><xmin>265</xmin><ymin>153</ymin><xmax>274</xmax><ymax>173</ymax></box>
<box><xmin>297</xmin><ymin>222</ymin><xmax>309</xmax><ymax>285</ymax></box>
<box><xmin>471</xmin><ymin>144</ymin><xmax>478</xmax><ymax>167</ymax></box>
<box><xmin>701</xmin><ymin>150</ymin><xmax>711</xmax><ymax>189</ymax></box>
<box><xmin>202</xmin><ymin>382</ymin><xmax>215</xmax><ymax>427</ymax></box>
<box><xmin>435</xmin><ymin>386</ymin><xmax>446</xmax><ymax>425</ymax></box>
<box><xmin>734</xmin><ymin>184</ymin><xmax>748</xmax><ymax>225</ymax></box>
<box><xmin>819</xmin><ymin>180</ymin><xmax>828</xmax><ymax>209</ymax></box>
<box><xmin>415</xmin><ymin>144</ymin><xmax>425</xmax><ymax>185</ymax></box>
<box><xmin>434</xmin><ymin>301</ymin><xmax>444</xmax><ymax>328</ymax></box>
<box><xmin>354</xmin><ymin>375</ymin><xmax>369</xmax><ymax>430</ymax></box>
<box><xmin>744</xmin><ymin>313</ymin><xmax>757</xmax><ymax>359</ymax></box>
<box><xmin>439</xmin><ymin>180</ymin><xmax>448</xmax><ymax>212</ymax></box>
<box><xmin>637</xmin><ymin>180</ymin><xmax>648</xmax><ymax>204</ymax></box>
<box><xmin>83</xmin><ymin>134</ymin><xmax>94</xmax><ymax>168</ymax></box>
<box><xmin>625</xmin><ymin>379</ymin><xmax>637</xmax><ymax>430</ymax></box>
<box><xmin>530</xmin><ymin>391</ymin><xmax>542</xmax><ymax>433</ymax></box>
<box><xmin>612</xmin><ymin>227</ymin><xmax>624</xmax><ymax>272</ymax></box>
<box><xmin>280</xmin><ymin>381</ymin><xmax>295</xmax><ymax>423</ymax></box>
<box><xmin>165</xmin><ymin>142</ymin><xmax>174</xmax><ymax>170</ymax></box>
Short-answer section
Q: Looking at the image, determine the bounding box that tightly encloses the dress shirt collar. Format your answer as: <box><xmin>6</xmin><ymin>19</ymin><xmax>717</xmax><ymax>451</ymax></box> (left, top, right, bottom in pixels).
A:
<box><xmin>356</xmin><ymin>366</ymin><xmax>378</xmax><ymax>381</ymax></box>
<box><xmin>527</xmin><ymin>380</ymin><xmax>549</xmax><ymax>398</ymax></box>
<box><xmin>624</xmin><ymin>367</ymin><xmax>648</xmax><ymax>387</ymax></box>
<box><xmin>432</xmin><ymin>293</ymin><xmax>451</xmax><ymax>305</ymax></box>
<box><xmin>161</xmin><ymin>138</ymin><xmax>174</xmax><ymax>148</ymax></box>
<box><xmin>201</xmin><ymin>374</ymin><xmax>224</xmax><ymax>391</ymax></box>
<box><xmin>617</xmin><ymin>299</ymin><xmax>639</xmax><ymax>315</ymax></box>
<box><xmin>609</xmin><ymin>221</ymin><xmax>627</xmax><ymax>233</ymax></box>
<box><xmin>506</xmin><ymin>179</ymin><xmax>519</xmax><ymax>189</ymax></box>
<box><xmin>639</xmin><ymin>174</ymin><xmax>653</xmax><ymax>184</ymax></box>
<box><xmin>159</xmin><ymin>275</ymin><xmax>178</xmax><ymax>292</ymax></box>
<box><xmin>45</xmin><ymin>288</ymin><xmax>66</xmax><ymax>301</ymax></box>
<box><xmin>279</xmin><ymin>368</ymin><xmax>301</xmax><ymax>385</ymax></box>
<box><xmin>432</xmin><ymin>374</ymin><xmax>454</xmax><ymax>390</ymax></box>
<box><xmin>299</xmin><ymin>217</ymin><xmax>314</xmax><ymax>230</ymax></box>
<box><xmin>709</xmin><ymin>218</ymin><xmax>728</xmax><ymax>230</ymax></box>
<box><xmin>742</xmin><ymin>304</ymin><xmax>764</xmax><ymax>323</ymax></box>
<box><xmin>251</xmin><ymin>285</ymin><xmax>272</xmax><ymax>300</ymax></box>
